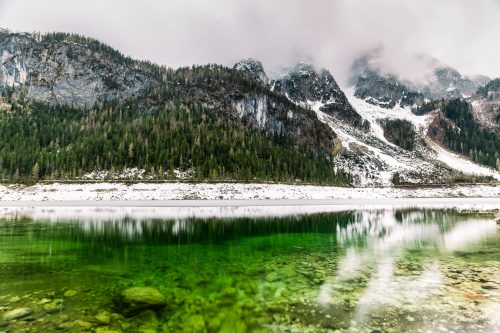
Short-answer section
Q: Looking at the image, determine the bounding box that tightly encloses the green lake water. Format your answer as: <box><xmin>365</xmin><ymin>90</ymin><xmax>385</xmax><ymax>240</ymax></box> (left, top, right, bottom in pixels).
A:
<box><xmin>0</xmin><ymin>208</ymin><xmax>499</xmax><ymax>333</ymax></box>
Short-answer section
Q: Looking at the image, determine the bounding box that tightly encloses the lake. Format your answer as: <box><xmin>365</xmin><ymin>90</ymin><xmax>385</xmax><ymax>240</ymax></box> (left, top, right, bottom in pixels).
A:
<box><xmin>0</xmin><ymin>205</ymin><xmax>499</xmax><ymax>332</ymax></box>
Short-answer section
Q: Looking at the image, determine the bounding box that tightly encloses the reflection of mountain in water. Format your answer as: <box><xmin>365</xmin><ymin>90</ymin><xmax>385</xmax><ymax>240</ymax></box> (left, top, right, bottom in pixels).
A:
<box><xmin>2</xmin><ymin>209</ymin><xmax>494</xmax><ymax>250</ymax></box>
<box><xmin>336</xmin><ymin>210</ymin><xmax>496</xmax><ymax>259</ymax></box>
<box><xmin>324</xmin><ymin>209</ymin><xmax>497</xmax><ymax>324</ymax></box>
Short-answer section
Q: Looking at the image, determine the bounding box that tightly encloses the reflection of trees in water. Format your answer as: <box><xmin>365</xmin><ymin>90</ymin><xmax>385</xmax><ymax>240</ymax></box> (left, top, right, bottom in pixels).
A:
<box><xmin>2</xmin><ymin>209</ymin><xmax>491</xmax><ymax>249</ymax></box>
<box><xmin>1</xmin><ymin>212</ymin><xmax>355</xmax><ymax>245</ymax></box>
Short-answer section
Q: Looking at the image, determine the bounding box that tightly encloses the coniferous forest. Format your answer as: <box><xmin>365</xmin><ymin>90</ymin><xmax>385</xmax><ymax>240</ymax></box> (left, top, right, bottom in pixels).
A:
<box><xmin>0</xmin><ymin>97</ymin><xmax>351</xmax><ymax>185</ymax></box>
<box><xmin>381</xmin><ymin>119</ymin><xmax>416</xmax><ymax>151</ymax></box>
<box><xmin>422</xmin><ymin>99</ymin><xmax>500</xmax><ymax>168</ymax></box>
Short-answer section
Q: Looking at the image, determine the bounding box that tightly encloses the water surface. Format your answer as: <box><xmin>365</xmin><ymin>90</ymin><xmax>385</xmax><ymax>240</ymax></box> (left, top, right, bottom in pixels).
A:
<box><xmin>0</xmin><ymin>208</ymin><xmax>499</xmax><ymax>332</ymax></box>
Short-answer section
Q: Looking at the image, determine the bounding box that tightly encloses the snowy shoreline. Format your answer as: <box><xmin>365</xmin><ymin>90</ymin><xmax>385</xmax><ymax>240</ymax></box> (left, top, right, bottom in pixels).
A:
<box><xmin>0</xmin><ymin>182</ymin><xmax>498</xmax><ymax>201</ymax></box>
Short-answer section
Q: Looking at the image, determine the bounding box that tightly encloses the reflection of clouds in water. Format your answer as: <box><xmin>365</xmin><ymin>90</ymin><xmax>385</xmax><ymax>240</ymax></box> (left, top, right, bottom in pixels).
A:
<box><xmin>337</xmin><ymin>248</ymin><xmax>365</xmax><ymax>281</ymax></box>
<box><xmin>318</xmin><ymin>281</ymin><xmax>333</xmax><ymax>306</ymax></box>
<box><xmin>336</xmin><ymin>210</ymin><xmax>440</xmax><ymax>280</ymax></box>
<box><xmin>336</xmin><ymin>211</ymin><xmax>497</xmax><ymax>280</ymax></box>
<box><xmin>337</xmin><ymin>210</ymin><xmax>437</xmax><ymax>250</ymax></box>
<box><xmin>442</xmin><ymin>220</ymin><xmax>497</xmax><ymax>252</ymax></box>
<box><xmin>482</xmin><ymin>301</ymin><xmax>500</xmax><ymax>330</ymax></box>
<box><xmin>357</xmin><ymin>260</ymin><xmax>442</xmax><ymax>314</ymax></box>
<box><xmin>328</xmin><ymin>210</ymin><xmax>497</xmax><ymax>323</ymax></box>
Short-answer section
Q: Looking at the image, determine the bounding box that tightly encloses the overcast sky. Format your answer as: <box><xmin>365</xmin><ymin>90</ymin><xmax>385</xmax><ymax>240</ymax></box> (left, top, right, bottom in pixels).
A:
<box><xmin>0</xmin><ymin>0</ymin><xmax>499</xmax><ymax>85</ymax></box>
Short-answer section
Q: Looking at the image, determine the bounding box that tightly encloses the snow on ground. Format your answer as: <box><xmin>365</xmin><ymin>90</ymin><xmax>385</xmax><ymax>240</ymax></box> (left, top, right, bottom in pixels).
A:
<box><xmin>308</xmin><ymin>94</ymin><xmax>449</xmax><ymax>186</ymax></box>
<box><xmin>317</xmin><ymin>89</ymin><xmax>500</xmax><ymax>184</ymax></box>
<box><xmin>80</xmin><ymin>168</ymin><xmax>195</xmax><ymax>181</ymax></box>
<box><xmin>344</xmin><ymin>87</ymin><xmax>431</xmax><ymax>135</ymax></box>
<box><xmin>347</xmin><ymin>92</ymin><xmax>500</xmax><ymax>180</ymax></box>
<box><xmin>425</xmin><ymin>139</ymin><xmax>500</xmax><ymax>180</ymax></box>
<box><xmin>0</xmin><ymin>182</ymin><xmax>498</xmax><ymax>202</ymax></box>
<box><xmin>471</xmin><ymin>99</ymin><xmax>499</xmax><ymax>131</ymax></box>
<box><xmin>314</xmin><ymin>109</ymin><xmax>409</xmax><ymax>170</ymax></box>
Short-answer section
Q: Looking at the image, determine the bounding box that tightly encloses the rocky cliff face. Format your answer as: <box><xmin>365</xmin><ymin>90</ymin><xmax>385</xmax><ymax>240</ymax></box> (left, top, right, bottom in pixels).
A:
<box><xmin>350</xmin><ymin>51</ymin><xmax>423</xmax><ymax>109</ymax></box>
<box><xmin>354</xmin><ymin>69</ymin><xmax>424</xmax><ymax>108</ymax></box>
<box><xmin>165</xmin><ymin>65</ymin><xmax>338</xmax><ymax>158</ymax></box>
<box><xmin>271</xmin><ymin>62</ymin><xmax>364</xmax><ymax>127</ymax></box>
<box><xmin>350</xmin><ymin>51</ymin><xmax>490</xmax><ymax>108</ymax></box>
<box><xmin>471</xmin><ymin>78</ymin><xmax>500</xmax><ymax>131</ymax></box>
<box><xmin>421</xmin><ymin>66</ymin><xmax>478</xmax><ymax>100</ymax></box>
<box><xmin>0</xmin><ymin>31</ymin><xmax>338</xmax><ymax>159</ymax></box>
<box><xmin>233</xmin><ymin>59</ymin><xmax>269</xmax><ymax>84</ymax></box>
<box><xmin>273</xmin><ymin>62</ymin><xmax>340</xmax><ymax>103</ymax></box>
<box><xmin>0</xmin><ymin>30</ymin><xmax>151</xmax><ymax>108</ymax></box>
<box><xmin>231</xmin><ymin>94</ymin><xmax>336</xmax><ymax>156</ymax></box>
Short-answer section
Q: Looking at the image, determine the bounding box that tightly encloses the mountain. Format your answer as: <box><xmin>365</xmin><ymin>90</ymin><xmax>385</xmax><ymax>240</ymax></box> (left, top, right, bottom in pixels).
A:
<box><xmin>353</xmin><ymin>69</ymin><xmax>424</xmax><ymax>109</ymax></box>
<box><xmin>271</xmin><ymin>62</ymin><xmax>367</xmax><ymax>128</ymax></box>
<box><xmin>420</xmin><ymin>65</ymin><xmax>480</xmax><ymax>100</ymax></box>
<box><xmin>233</xmin><ymin>59</ymin><xmax>269</xmax><ymax>84</ymax></box>
<box><xmin>0</xmin><ymin>30</ymin><xmax>347</xmax><ymax>184</ymax></box>
<box><xmin>350</xmin><ymin>50</ymin><xmax>490</xmax><ymax>107</ymax></box>
<box><xmin>0</xmin><ymin>29</ymin><xmax>498</xmax><ymax>186</ymax></box>
<box><xmin>342</xmin><ymin>51</ymin><xmax>499</xmax><ymax>184</ymax></box>
<box><xmin>471</xmin><ymin>78</ymin><xmax>500</xmax><ymax>131</ymax></box>
<box><xmin>350</xmin><ymin>52</ymin><xmax>424</xmax><ymax>109</ymax></box>
<box><xmin>0</xmin><ymin>30</ymin><xmax>151</xmax><ymax>108</ymax></box>
<box><xmin>234</xmin><ymin>59</ymin><xmax>500</xmax><ymax>185</ymax></box>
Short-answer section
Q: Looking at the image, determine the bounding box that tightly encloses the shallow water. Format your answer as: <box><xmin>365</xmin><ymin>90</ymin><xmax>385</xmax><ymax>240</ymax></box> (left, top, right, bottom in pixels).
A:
<box><xmin>0</xmin><ymin>208</ymin><xmax>499</xmax><ymax>333</ymax></box>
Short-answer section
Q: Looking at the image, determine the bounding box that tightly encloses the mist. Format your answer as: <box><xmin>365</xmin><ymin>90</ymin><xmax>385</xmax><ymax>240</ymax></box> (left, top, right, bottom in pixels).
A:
<box><xmin>0</xmin><ymin>0</ymin><xmax>499</xmax><ymax>86</ymax></box>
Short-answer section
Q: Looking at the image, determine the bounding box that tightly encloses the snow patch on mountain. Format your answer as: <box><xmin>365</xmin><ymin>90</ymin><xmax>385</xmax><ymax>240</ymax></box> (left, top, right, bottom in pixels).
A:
<box><xmin>425</xmin><ymin>139</ymin><xmax>500</xmax><ymax>181</ymax></box>
<box><xmin>233</xmin><ymin>59</ymin><xmax>269</xmax><ymax>84</ymax></box>
<box><xmin>304</xmin><ymin>89</ymin><xmax>500</xmax><ymax>185</ymax></box>
<box><xmin>346</xmin><ymin>92</ymin><xmax>500</xmax><ymax>181</ymax></box>
<box><xmin>470</xmin><ymin>96</ymin><xmax>500</xmax><ymax>131</ymax></box>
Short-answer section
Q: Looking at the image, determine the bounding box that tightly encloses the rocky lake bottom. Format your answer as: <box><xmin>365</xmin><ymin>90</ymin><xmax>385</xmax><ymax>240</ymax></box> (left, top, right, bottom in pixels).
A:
<box><xmin>0</xmin><ymin>208</ymin><xmax>499</xmax><ymax>333</ymax></box>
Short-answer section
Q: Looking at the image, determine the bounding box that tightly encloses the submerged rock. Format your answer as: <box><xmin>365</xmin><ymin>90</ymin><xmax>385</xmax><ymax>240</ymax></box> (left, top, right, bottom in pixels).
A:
<box><xmin>95</xmin><ymin>327</ymin><xmax>121</xmax><ymax>333</ymax></box>
<box><xmin>64</xmin><ymin>290</ymin><xmax>79</xmax><ymax>297</ymax></box>
<box><xmin>481</xmin><ymin>282</ymin><xmax>498</xmax><ymax>290</ymax></box>
<box><xmin>37</xmin><ymin>298</ymin><xmax>52</xmax><ymax>305</ymax></box>
<box><xmin>57</xmin><ymin>321</ymin><xmax>75</xmax><ymax>330</ymax></box>
<box><xmin>120</xmin><ymin>287</ymin><xmax>166</xmax><ymax>315</ymax></box>
<box><xmin>8</xmin><ymin>296</ymin><xmax>21</xmax><ymax>303</ymax></box>
<box><xmin>182</xmin><ymin>314</ymin><xmax>206</xmax><ymax>333</ymax></box>
<box><xmin>95</xmin><ymin>310</ymin><xmax>111</xmax><ymax>325</ymax></box>
<box><xmin>75</xmin><ymin>320</ymin><xmax>93</xmax><ymax>329</ymax></box>
<box><xmin>130</xmin><ymin>310</ymin><xmax>159</xmax><ymax>332</ymax></box>
<box><xmin>3</xmin><ymin>307</ymin><xmax>33</xmax><ymax>321</ymax></box>
<box><xmin>43</xmin><ymin>299</ymin><xmax>63</xmax><ymax>314</ymax></box>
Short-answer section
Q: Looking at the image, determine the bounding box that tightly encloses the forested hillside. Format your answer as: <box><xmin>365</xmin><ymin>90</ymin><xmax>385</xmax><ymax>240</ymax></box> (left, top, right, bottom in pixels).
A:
<box><xmin>381</xmin><ymin>119</ymin><xmax>416</xmax><ymax>151</ymax></box>
<box><xmin>425</xmin><ymin>99</ymin><xmax>500</xmax><ymax>168</ymax></box>
<box><xmin>0</xmin><ymin>30</ymin><xmax>353</xmax><ymax>185</ymax></box>
<box><xmin>0</xmin><ymin>97</ymin><xmax>351</xmax><ymax>184</ymax></box>
<box><xmin>1</xmin><ymin>29</ymin><xmax>498</xmax><ymax>186</ymax></box>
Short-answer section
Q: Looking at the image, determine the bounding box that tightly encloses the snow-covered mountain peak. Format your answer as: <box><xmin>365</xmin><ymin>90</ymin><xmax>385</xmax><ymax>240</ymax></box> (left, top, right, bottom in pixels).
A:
<box><xmin>350</xmin><ymin>49</ymin><xmax>491</xmax><ymax>104</ymax></box>
<box><xmin>272</xmin><ymin>61</ymin><xmax>366</xmax><ymax>128</ymax></box>
<box><xmin>233</xmin><ymin>58</ymin><xmax>269</xmax><ymax>84</ymax></box>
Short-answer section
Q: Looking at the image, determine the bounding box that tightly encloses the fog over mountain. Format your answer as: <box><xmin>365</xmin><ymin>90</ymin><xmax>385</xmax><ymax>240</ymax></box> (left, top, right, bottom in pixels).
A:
<box><xmin>0</xmin><ymin>0</ymin><xmax>499</xmax><ymax>86</ymax></box>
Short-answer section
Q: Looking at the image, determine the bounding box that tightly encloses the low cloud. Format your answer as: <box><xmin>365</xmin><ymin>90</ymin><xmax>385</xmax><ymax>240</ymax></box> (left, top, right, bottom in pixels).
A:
<box><xmin>0</xmin><ymin>0</ymin><xmax>499</xmax><ymax>85</ymax></box>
